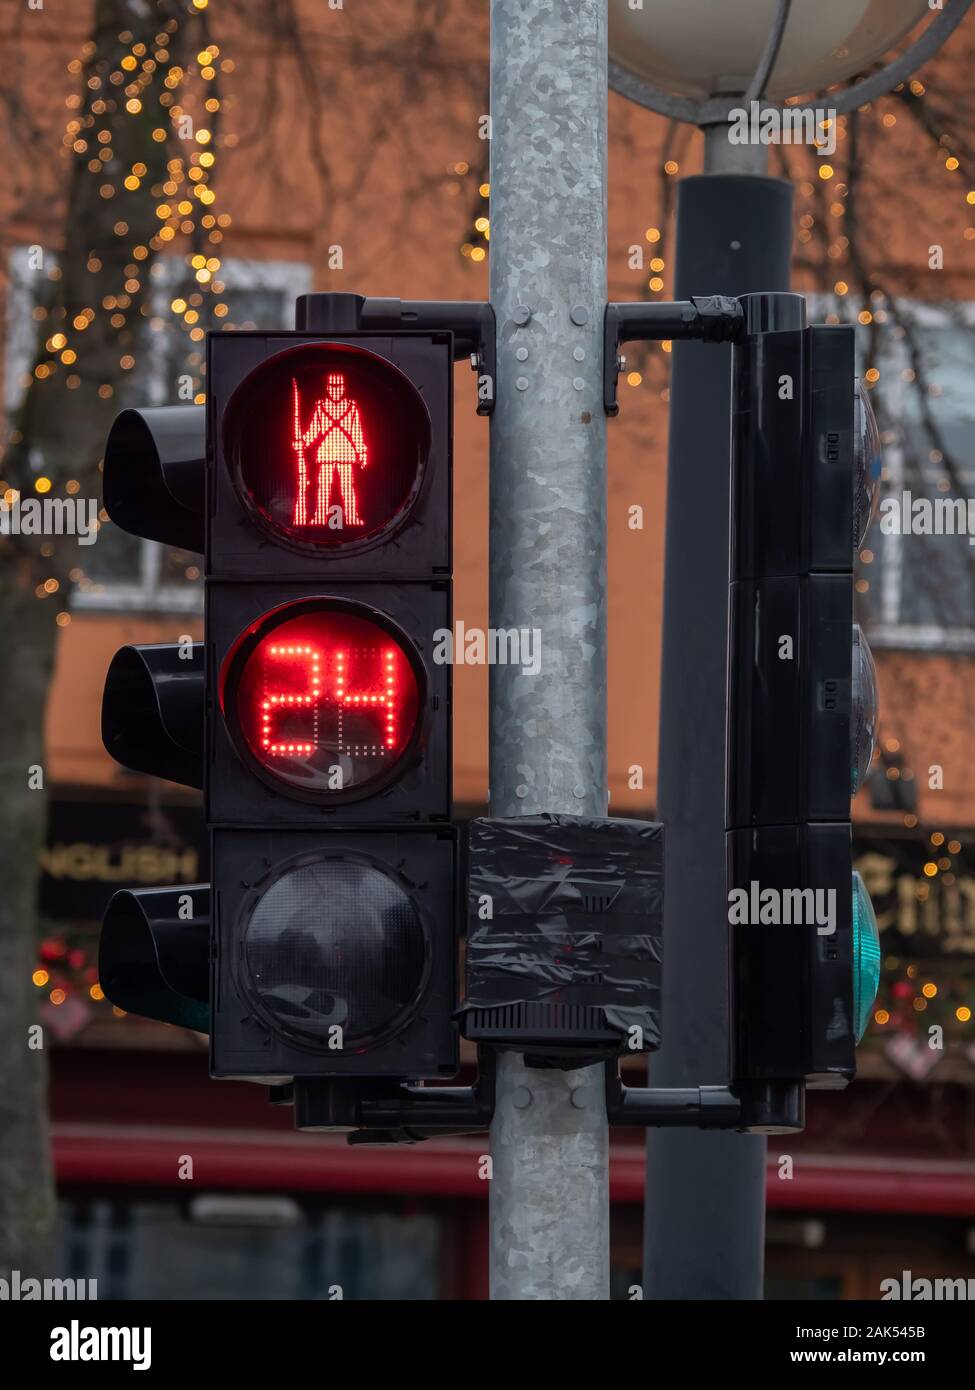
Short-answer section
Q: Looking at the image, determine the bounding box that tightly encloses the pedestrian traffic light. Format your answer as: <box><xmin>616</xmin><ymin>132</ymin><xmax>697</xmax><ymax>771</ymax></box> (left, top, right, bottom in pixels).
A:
<box><xmin>206</xmin><ymin>303</ymin><xmax>457</xmax><ymax>1086</ymax></box>
<box><xmin>99</xmin><ymin>292</ymin><xmax>470</xmax><ymax>1103</ymax></box>
<box><xmin>726</xmin><ymin>292</ymin><xmax>882</xmax><ymax>1130</ymax></box>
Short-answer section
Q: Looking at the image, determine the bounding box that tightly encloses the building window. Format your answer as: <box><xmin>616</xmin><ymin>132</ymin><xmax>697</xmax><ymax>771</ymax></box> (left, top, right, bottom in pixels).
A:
<box><xmin>854</xmin><ymin>303</ymin><xmax>975</xmax><ymax>652</ymax></box>
<box><xmin>59</xmin><ymin>1194</ymin><xmax>442</xmax><ymax>1300</ymax></box>
<box><xmin>4</xmin><ymin>247</ymin><xmax>311</xmax><ymax>615</ymax></box>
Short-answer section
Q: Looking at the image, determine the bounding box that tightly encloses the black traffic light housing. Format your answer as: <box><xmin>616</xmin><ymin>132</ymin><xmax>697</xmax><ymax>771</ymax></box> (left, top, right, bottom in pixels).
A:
<box><xmin>726</xmin><ymin>292</ymin><xmax>881</xmax><ymax>1129</ymax></box>
<box><xmin>204</xmin><ymin>307</ymin><xmax>459</xmax><ymax>1085</ymax></box>
<box><xmin>209</xmin><ymin>827</ymin><xmax>457</xmax><ymax>1082</ymax></box>
<box><xmin>98</xmin><ymin>293</ymin><xmax>505</xmax><ymax>1132</ymax></box>
<box><xmin>100</xmin><ymin>285</ymin><xmax>883</xmax><ymax>1142</ymax></box>
<box><xmin>208</xmin><ymin>333</ymin><xmax>452</xmax><ymax>581</ymax></box>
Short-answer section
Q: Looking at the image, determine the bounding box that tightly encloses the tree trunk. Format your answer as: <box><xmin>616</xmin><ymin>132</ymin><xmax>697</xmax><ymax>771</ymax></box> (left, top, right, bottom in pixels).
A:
<box><xmin>0</xmin><ymin>0</ymin><xmax>190</xmax><ymax>1280</ymax></box>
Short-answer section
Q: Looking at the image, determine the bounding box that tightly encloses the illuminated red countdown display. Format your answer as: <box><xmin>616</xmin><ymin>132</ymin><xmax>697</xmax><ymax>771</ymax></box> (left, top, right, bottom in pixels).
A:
<box><xmin>223</xmin><ymin>344</ymin><xmax>431</xmax><ymax>552</ymax></box>
<box><xmin>222</xmin><ymin>601</ymin><xmax>423</xmax><ymax>797</ymax></box>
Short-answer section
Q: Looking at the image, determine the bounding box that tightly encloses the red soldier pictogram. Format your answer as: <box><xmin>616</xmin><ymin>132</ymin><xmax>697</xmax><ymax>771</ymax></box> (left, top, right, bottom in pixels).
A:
<box><xmin>292</xmin><ymin>372</ymin><xmax>368</xmax><ymax>527</ymax></box>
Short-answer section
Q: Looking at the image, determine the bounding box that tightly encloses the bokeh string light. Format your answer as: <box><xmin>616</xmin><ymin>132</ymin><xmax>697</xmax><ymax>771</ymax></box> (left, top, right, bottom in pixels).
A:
<box><xmin>30</xmin><ymin>8</ymin><xmax>234</xmax><ymax>413</ymax></box>
<box><xmin>14</xmin><ymin>5</ymin><xmax>229</xmax><ymax>1013</ymax></box>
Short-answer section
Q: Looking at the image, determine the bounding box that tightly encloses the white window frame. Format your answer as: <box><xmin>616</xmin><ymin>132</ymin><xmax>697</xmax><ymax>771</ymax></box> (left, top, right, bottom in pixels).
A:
<box><xmin>4</xmin><ymin>249</ymin><xmax>311</xmax><ymax>615</ymax></box>
<box><xmin>863</xmin><ymin>300</ymin><xmax>975</xmax><ymax>652</ymax></box>
<box><xmin>4</xmin><ymin>245</ymin><xmax>48</xmax><ymax>414</ymax></box>
<box><xmin>808</xmin><ymin>294</ymin><xmax>975</xmax><ymax>653</ymax></box>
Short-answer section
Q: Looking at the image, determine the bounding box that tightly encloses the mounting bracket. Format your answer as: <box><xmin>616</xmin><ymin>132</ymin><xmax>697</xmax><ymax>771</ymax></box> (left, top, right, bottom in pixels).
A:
<box><xmin>604</xmin><ymin>294</ymin><xmax>744</xmax><ymax>415</ymax></box>
<box><xmin>273</xmin><ymin>1049</ymin><xmax>497</xmax><ymax>1144</ymax></box>
<box><xmin>361</xmin><ymin>297</ymin><xmax>496</xmax><ymax>416</ymax></box>
<box><xmin>295</xmin><ymin>292</ymin><xmax>496</xmax><ymax>416</ymax></box>
<box><xmin>604</xmin><ymin>1066</ymin><xmax>744</xmax><ymax>1129</ymax></box>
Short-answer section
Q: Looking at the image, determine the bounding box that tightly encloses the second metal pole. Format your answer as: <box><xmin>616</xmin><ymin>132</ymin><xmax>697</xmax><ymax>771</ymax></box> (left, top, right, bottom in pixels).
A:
<box><xmin>488</xmin><ymin>0</ymin><xmax>609</xmax><ymax>1300</ymax></box>
<box><xmin>644</xmin><ymin>141</ymin><xmax>794</xmax><ymax>1299</ymax></box>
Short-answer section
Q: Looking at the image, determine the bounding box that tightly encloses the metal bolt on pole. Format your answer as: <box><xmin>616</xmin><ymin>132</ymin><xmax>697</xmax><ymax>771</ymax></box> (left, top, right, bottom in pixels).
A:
<box><xmin>488</xmin><ymin>0</ymin><xmax>610</xmax><ymax>1300</ymax></box>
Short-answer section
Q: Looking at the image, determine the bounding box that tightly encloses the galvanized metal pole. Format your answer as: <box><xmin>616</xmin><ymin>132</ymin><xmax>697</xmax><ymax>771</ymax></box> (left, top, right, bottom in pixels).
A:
<box><xmin>487</xmin><ymin>0</ymin><xmax>609</xmax><ymax>1300</ymax></box>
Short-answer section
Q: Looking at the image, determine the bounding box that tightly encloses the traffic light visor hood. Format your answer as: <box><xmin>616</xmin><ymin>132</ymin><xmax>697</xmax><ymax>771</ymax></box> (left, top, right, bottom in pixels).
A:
<box><xmin>103</xmin><ymin>406</ymin><xmax>205</xmax><ymax>552</ymax></box>
<box><xmin>852</xmin><ymin>871</ymin><xmax>882</xmax><ymax>1041</ymax></box>
<box><xmin>854</xmin><ymin>379</ymin><xmax>882</xmax><ymax>549</ymax></box>
<box><xmin>851</xmin><ymin>625</ymin><xmax>879</xmax><ymax>798</ymax></box>
<box><xmin>99</xmin><ymin>886</ymin><xmax>209</xmax><ymax>1032</ymax></box>
<box><xmin>102</xmin><ymin>643</ymin><xmax>204</xmax><ymax>789</ymax></box>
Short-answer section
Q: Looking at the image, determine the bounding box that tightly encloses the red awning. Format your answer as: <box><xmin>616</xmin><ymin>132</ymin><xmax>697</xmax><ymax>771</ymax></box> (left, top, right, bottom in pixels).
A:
<box><xmin>52</xmin><ymin>1123</ymin><xmax>975</xmax><ymax>1215</ymax></box>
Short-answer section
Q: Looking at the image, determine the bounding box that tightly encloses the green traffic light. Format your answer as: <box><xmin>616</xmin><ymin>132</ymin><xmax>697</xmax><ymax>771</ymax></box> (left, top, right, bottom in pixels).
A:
<box><xmin>852</xmin><ymin>870</ymin><xmax>881</xmax><ymax>1041</ymax></box>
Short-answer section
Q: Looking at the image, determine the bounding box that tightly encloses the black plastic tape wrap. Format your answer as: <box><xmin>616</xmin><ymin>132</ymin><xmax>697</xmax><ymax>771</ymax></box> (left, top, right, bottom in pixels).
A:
<box><xmin>459</xmin><ymin>815</ymin><xmax>664</xmax><ymax>1051</ymax></box>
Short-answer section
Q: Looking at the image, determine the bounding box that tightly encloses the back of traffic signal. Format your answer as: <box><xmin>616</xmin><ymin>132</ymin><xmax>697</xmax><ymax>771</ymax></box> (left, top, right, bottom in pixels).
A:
<box><xmin>97</xmin><ymin>289</ymin><xmax>883</xmax><ymax>1137</ymax></box>
<box><xmin>724</xmin><ymin>292</ymin><xmax>882</xmax><ymax>1131</ymax></box>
